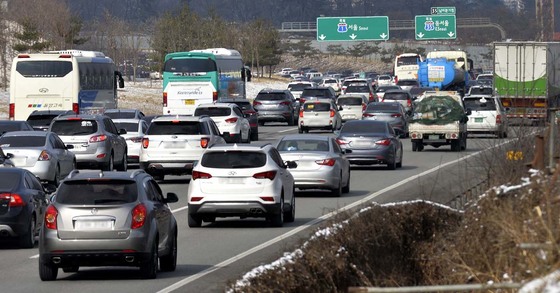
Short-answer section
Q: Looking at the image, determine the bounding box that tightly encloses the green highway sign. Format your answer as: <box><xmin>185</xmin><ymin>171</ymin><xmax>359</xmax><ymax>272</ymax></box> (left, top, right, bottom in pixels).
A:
<box><xmin>415</xmin><ymin>15</ymin><xmax>457</xmax><ymax>40</ymax></box>
<box><xmin>431</xmin><ymin>7</ymin><xmax>456</xmax><ymax>15</ymax></box>
<box><xmin>316</xmin><ymin>16</ymin><xmax>389</xmax><ymax>41</ymax></box>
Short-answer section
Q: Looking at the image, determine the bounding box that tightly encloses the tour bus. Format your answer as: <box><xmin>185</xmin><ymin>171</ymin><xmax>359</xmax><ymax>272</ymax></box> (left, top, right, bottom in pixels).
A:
<box><xmin>9</xmin><ymin>50</ymin><xmax>124</xmax><ymax>120</ymax></box>
<box><xmin>162</xmin><ymin>48</ymin><xmax>251</xmax><ymax>115</ymax></box>
<box><xmin>393</xmin><ymin>53</ymin><xmax>423</xmax><ymax>83</ymax></box>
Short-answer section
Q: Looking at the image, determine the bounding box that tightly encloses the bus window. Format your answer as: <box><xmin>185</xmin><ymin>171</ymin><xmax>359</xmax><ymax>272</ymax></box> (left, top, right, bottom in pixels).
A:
<box><xmin>16</xmin><ymin>61</ymin><xmax>72</xmax><ymax>77</ymax></box>
<box><xmin>164</xmin><ymin>58</ymin><xmax>217</xmax><ymax>73</ymax></box>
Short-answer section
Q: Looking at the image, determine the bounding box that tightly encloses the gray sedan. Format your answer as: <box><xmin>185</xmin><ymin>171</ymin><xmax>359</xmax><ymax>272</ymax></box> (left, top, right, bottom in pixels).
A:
<box><xmin>276</xmin><ymin>134</ymin><xmax>351</xmax><ymax>197</ymax></box>
<box><xmin>0</xmin><ymin>131</ymin><xmax>76</xmax><ymax>185</ymax></box>
<box><xmin>363</xmin><ymin>102</ymin><xmax>409</xmax><ymax>138</ymax></box>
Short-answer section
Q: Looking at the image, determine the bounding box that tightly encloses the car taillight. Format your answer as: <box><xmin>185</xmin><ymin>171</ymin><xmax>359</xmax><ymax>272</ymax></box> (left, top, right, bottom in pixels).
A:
<box><xmin>315</xmin><ymin>158</ymin><xmax>336</xmax><ymax>166</ymax></box>
<box><xmin>369</xmin><ymin>93</ymin><xmax>374</xmax><ymax>101</ymax></box>
<box><xmin>200</xmin><ymin>137</ymin><xmax>209</xmax><ymax>148</ymax></box>
<box><xmin>163</xmin><ymin>92</ymin><xmax>168</xmax><ymax>107</ymax></box>
<box><xmin>89</xmin><ymin>134</ymin><xmax>107</xmax><ymax>143</ymax></box>
<box><xmin>129</xmin><ymin>137</ymin><xmax>142</xmax><ymax>143</ymax></box>
<box><xmin>9</xmin><ymin>103</ymin><xmax>14</xmax><ymax>120</ymax></box>
<box><xmin>496</xmin><ymin>114</ymin><xmax>502</xmax><ymax>124</ymax></box>
<box><xmin>299</xmin><ymin>111</ymin><xmax>304</xmax><ymax>118</ymax></box>
<box><xmin>38</xmin><ymin>150</ymin><xmax>51</xmax><ymax>161</ymax></box>
<box><xmin>0</xmin><ymin>193</ymin><xmax>26</xmax><ymax>207</ymax></box>
<box><xmin>363</xmin><ymin>113</ymin><xmax>375</xmax><ymax>117</ymax></box>
<box><xmin>330</xmin><ymin>110</ymin><xmax>335</xmax><ymax>117</ymax></box>
<box><xmin>407</xmin><ymin>99</ymin><xmax>412</xmax><ymax>107</ymax></box>
<box><xmin>190</xmin><ymin>197</ymin><xmax>203</xmax><ymax>202</ymax></box>
<box><xmin>245</xmin><ymin>110</ymin><xmax>256</xmax><ymax>115</ymax></box>
<box><xmin>260</xmin><ymin>196</ymin><xmax>275</xmax><ymax>202</ymax></box>
<box><xmin>253</xmin><ymin>170</ymin><xmax>277</xmax><ymax>180</ymax></box>
<box><xmin>336</xmin><ymin>138</ymin><xmax>348</xmax><ymax>145</ymax></box>
<box><xmin>375</xmin><ymin>139</ymin><xmax>391</xmax><ymax>146</ymax></box>
<box><xmin>391</xmin><ymin>113</ymin><xmax>402</xmax><ymax>118</ymax></box>
<box><xmin>131</xmin><ymin>203</ymin><xmax>147</xmax><ymax>229</ymax></box>
<box><xmin>142</xmin><ymin>138</ymin><xmax>149</xmax><ymax>148</ymax></box>
<box><xmin>45</xmin><ymin>205</ymin><xmax>58</xmax><ymax>230</ymax></box>
<box><xmin>213</xmin><ymin>91</ymin><xmax>218</xmax><ymax>102</ymax></box>
<box><xmin>253</xmin><ymin>101</ymin><xmax>262</xmax><ymax>106</ymax></box>
<box><xmin>362</xmin><ymin>103</ymin><xmax>367</xmax><ymax>111</ymax></box>
<box><xmin>72</xmin><ymin>103</ymin><xmax>79</xmax><ymax>114</ymax></box>
<box><xmin>280</xmin><ymin>101</ymin><xmax>291</xmax><ymax>106</ymax></box>
<box><xmin>299</xmin><ymin>98</ymin><xmax>306</xmax><ymax>105</ymax></box>
<box><xmin>225</xmin><ymin>117</ymin><xmax>238</xmax><ymax>123</ymax></box>
<box><xmin>192</xmin><ymin>171</ymin><xmax>212</xmax><ymax>180</ymax></box>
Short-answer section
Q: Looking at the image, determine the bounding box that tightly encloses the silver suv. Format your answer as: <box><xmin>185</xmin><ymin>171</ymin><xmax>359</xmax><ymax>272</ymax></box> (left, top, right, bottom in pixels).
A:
<box><xmin>139</xmin><ymin>115</ymin><xmax>226</xmax><ymax>180</ymax></box>
<box><xmin>49</xmin><ymin>114</ymin><xmax>128</xmax><ymax>171</ymax></box>
<box><xmin>39</xmin><ymin>169</ymin><xmax>179</xmax><ymax>280</ymax></box>
<box><xmin>253</xmin><ymin>89</ymin><xmax>297</xmax><ymax>126</ymax></box>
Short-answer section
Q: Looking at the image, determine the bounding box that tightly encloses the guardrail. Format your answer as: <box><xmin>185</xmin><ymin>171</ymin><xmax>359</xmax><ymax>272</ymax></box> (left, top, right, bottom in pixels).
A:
<box><xmin>348</xmin><ymin>283</ymin><xmax>523</xmax><ymax>292</ymax></box>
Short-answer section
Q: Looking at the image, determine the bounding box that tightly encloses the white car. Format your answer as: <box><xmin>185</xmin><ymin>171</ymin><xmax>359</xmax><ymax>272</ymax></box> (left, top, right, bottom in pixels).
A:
<box><xmin>298</xmin><ymin>100</ymin><xmax>342</xmax><ymax>133</ymax></box>
<box><xmin>111</xmin><ymin>118</ymin><xmax>149</xmax><ymax>166</ymax></box>
<box><xmin>336</xmin><ymin>94</ymin><xmax>368</xmax><ymax>122</ymax></box>
<box><xmin>287</xmin><ymin>81</ymin><xmax>316</xmax><ymax>102</ymax></box>
<box><xmin>463</xmin><ymin>95</ymin><xmax>509</xmax><ymax>138</ymax></box>
<box><xmin>376</xmin><ymin>75</ymin><xmax>394</xmax><ymax>86</ymax></box>
<box><xmin>320</xmin><ymin>78</ymin><xmax>341</xmax><ymax>94</ymax></box>
<box><xmin>341</xmin><ymin>78</ymin><xmax>370</xmax><ymax>95</ymax></box>
<box><xmin>187</xmin><ymin>144</ymin><xmax>297</xmax><ymax>227</ymax></box>
<box><xmin>194</xmin><ymin>103</ymin><xmax>251</xmax><ymax>143</ymax></box>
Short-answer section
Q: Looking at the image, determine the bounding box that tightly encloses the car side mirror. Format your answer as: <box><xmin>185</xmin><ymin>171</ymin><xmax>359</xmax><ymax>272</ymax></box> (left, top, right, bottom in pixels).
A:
<box><xmin>118</xmin><ymin>128</ymin><xmax>128</xmax><ymax>135</ymax></box>
<box><xmin>338</xmin><ymin>106</ymin><xmax>343</xmax><ymax>111</ymax></box>
<box><xmin>342</xmin><ymin>149</ymin><xmax>352</xmax><ymax>154</ymax></box>
<box><xmin>66</xmin><ymin>144</ymin><xmax>74</xmax><ymax>150</ymax></box>
<box><xmin>285</xmin><ymin>160</ymin><xmax>298</xmax><ymax>169</ymax></box>
<box><xmin>465</xmin><ymin>109</ymin><xmax>472</xmax><ymax>115</ymax></box>
<box><xmin>165</xmin><ymin>192</ymin><xmax>179</xmax><ymax>203</ymax></box>
<box><xmin>5</xmin><ymin>153</ymin><xmax>13</xmax><ymax>159</ymax></box>
<box><xmin>42</xmin><ymin>183</ymin><xmax>58</xmax><ymax>194</ymax></box>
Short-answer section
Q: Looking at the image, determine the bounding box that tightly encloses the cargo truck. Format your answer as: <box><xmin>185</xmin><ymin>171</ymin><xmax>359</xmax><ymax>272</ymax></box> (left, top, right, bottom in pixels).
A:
<box><xmin>494</xmin><ymin>42</ymin><xmax>560</xmax><ymax>125</ymax></box>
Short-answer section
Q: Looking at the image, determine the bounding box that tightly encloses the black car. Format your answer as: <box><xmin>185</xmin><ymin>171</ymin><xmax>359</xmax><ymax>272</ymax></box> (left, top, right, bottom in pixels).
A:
<box><xmin>26</xmin><ymin>110</ymin><xmax>76</xmax><ymax>131</ymax></box>
<box><xmin>0</xmin><ymin>168</ymin><xmax>54</xmax><ymax>248</ymax></box>
<box><xmin>0</xmin><ymin>120</ymin><xmax>34</xmax><ymax>135</ymax></box>
<box><xmin>218</xmin><ymin>99</ymin><xmax>259</xmax><ymax>141</ymax></box>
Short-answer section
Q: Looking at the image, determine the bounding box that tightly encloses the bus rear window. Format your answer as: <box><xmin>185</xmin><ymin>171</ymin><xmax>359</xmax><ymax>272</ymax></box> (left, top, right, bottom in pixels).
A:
<box><xmin>164</xmin><ymin>58</ymin><xmax>217</xmax><ymax>73</ymax></box>
<box><xmin>16</xmin><ymin>61</ymin><xmax>73</xmax><ymax>77</ymax></box>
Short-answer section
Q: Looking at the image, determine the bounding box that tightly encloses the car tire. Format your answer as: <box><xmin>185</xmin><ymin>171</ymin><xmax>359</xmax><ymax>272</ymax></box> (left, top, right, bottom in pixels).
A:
<box><xmin>451</xmin><ymin>140</ymin><xmax>461</xmax><ymax>152</ymax></box>
<box><xmin>160</xmin><ymin>230</ymin><xmax>177</xmax><ymax>272</ymax></box>
<box><xmin>396</xmin><ymin>147</ymin><xmax>403</xmax><ymax>168</ymax></box>
<box><xmin>250</xmin><ymin>130</ymin><xmax>258</xmax><ymax>141</ymax></box>
<box><xmin>284</xmin><ymin>191</ymin><xmax>295</xmax><ymax>223</ymax></box>
<box><xmin>39</xmin><ymin>258</ymin><xmax>58</xmax><ymax>281</ymax></box>
<box><xmin>298</xmin><ymin>127</ymin><xmax>303</xmax><ymax>134</ymax></box>
<box><xmin>331</xmin><ymin>176</ymin><xmax>342</xmax><ymax>197</ymax></box>
<box><xmin>19</xmin><ymin>216</ymin><xmax>35</xmax><ymax>248</ymax></box>
<box><xmin>412</xmin><ymin>142</ymin><xmax>418</xmax><ymax>152</ymax></box>
<box><xmin>116</xmin><ymin>151</ymin><xmax>127</xmax><ymax>171</ymax></box>
<box><xmin>50</xmin><ymin>166</ymin><xmax>60</xmax><ymax>187</ymax></box>
<box><xmin>62</xmin><ymin>266</ymin><xmax>79</xmax><ymax>273</ymax></box>
<box><xmin>188</xmin><ymin>213</ymin><xmax>202</xmax><ymax>228</ymax></box>
<box><xmin>386</xmin><ymin>150</ymin><xmax>397</xmax><ymax>170</ymax></box>
<box><xmin>243</xmin><ymin>131</ymin><xmax>251</xmax><ymax>143</ymax></box>
<box><xmin>342</xmin><ymin>171</ymin><xmax>350</xmax><ymax>193</ymax></box>
<box><xmin>140</xmin><ymin>240</ymin><xmax>158</xmax><ymax>279</ymax></box>
<box><xmin>269</xmin><ymin>196</ymin><xmax>284</xmax><ymax>227</ymax></box>
<box><xmin>287</xmin><ymin>115</ymin><xmax>294</xmax><ymax>126</ymax></box>
<box><xmin>103</xmin><ymin>154</ymin><xmax>114</xmax><ymax>171</ymax></box>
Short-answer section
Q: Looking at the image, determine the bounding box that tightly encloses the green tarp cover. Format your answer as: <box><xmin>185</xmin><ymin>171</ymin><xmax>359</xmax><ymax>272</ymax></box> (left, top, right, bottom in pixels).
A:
<box><xmin>411</xmin><ymin>95</ymin><xmax>466</xmax><ymax>125</ymax></box>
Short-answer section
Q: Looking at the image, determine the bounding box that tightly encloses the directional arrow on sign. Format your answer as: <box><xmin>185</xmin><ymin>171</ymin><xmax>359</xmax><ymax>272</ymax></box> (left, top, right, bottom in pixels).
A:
<box><xmin>380</xmin><ymin>33</ymin><xmax>388</xmax><ymax>40</ymax></box>
<box><xmin>417</xmin><ymin>32</ymin><xmax>425</xmax><ymax>39</ymax></box>
<box><xmin>447</xmin><ymin>32</ymin><xmax>455</xmax><ymax>38</ymax></box>
<box><xmin>319</xmin><ymin>34</ymin><xmax>326</xmax><ymax>40</ymax></box>
<box><xmin>349</xmin><ymin>34</ymin><xmax>357</xmax><ymax>40</ymax></box>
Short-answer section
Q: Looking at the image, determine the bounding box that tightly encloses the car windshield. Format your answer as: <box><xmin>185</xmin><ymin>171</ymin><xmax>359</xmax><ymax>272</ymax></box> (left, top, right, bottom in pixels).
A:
<box><xmin>463</xmin><ymin>98</ymin><xmax>498</xmax><ymax>111</ymax></box>
<box><xmin>104</xmin><ymin>112</ymin><xmax>137</xmax><ymax>119</ymax></box>
<box><xmin>288</xmin><ymin>84</ymin><xmax>312</xmax><ymax>91</ymax></box>
<box><xmin>337</xmin><ymin>97</ymin><xmax>363</xmax><ymax>106</ymax></box>
<box><xmin>50</xmin><ymin>120</ymin><xmax>98</xmax><ymax>135</ymax></box>
<box><xmin>194</xmin><ymin>107</ymin><xmax>231</xmax><ymax>117</ymax></box>
<box><xmin>277</xmin><ymin>139</ymin><xmax>330</xmax><ymax>152</ymax></box>
<box><xmin>303</xmin><ymin>103</ymin><xmax>330</xmax><ymax>112</ymax></box>
<box><xmin>56</xmin><ymin>180</ymin><xmax>138</xmax><ymax>205</ymax></box>
<box><xmin>201</xmin><ymin>151</ymin><xmax>266</xmax><ymax>168</ymax></box>
<box><xmin>0</xmin><ymin>136</ymin><xmax>46</xmax><ymax>147</ymax></box>
<box><xmin>147</xmin><ymin>121</ymin><xmax>204</xmax><ymax>135</ymax></box>
<box><xmin>257</xmin><ymin>93</ymin><xmax>286</xmax><ymax>101</ymax></box>
<box><xmin>0</xmin><ymin>172</ymin><xmax>19</xmax><ymax>190</ymax></box>
<box><xmin>383</xmin><ymin>93</ymin><xmax>409</xmax><ymax>100</ymax></box>
<box><xmin>113</xmin><ymin>122</ymin><xmax>139</xmax><ymax>132</ymax></box>
<box><xmin>341</xmin><ymin>122</ymin><xmax>386</xmax><ymax>133</ymax></box>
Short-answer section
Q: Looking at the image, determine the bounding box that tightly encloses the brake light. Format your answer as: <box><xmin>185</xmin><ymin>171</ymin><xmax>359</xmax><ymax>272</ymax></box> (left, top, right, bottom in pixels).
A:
<box><xmin>369</xmin><ymin>93</ymin><xmax>374</xmax><ymax>101</ymax></box>
<box><xmin>363</xmin><ymin>113</ymin><xmax>375</xmax><ymax>117</ymax></box>
<box><xmin>9</xmin><ymin>103</ymin><xmax>14</xmax><ymax>120</ymax></box>
<box><xmin>253</xmin><ymin>170</ymin><xmax>277</xmax><ymax>180</ymax></box>
<box><xmin>496</xmin><ymin>114</ymin><xmax>502</xmax><ymax>124</ymax></box>
<box><xmin>407</xmin><ymin>99</ymin><xmax>412</xmax><ymax>107</ymax></box>
<box><xmin>394</xmin><ymin>76</ymin><xmax>398</xmax><ymax>84</ymax></box>
<box><xmin>245</xmin><ymin>110</ymin><xmax>256</xmax><ymax>115</ymax></box>
<box><xmin>375</xmin><ymin>139</ymin><xmax>391</xmax><ymax>146</ymax></box>
<box><xmin>260</xmin><ymin>196</ymin><xmax>275</xmax><ymax>202</ymax></box>
<box><xmin>336</xmin><ymin>138</ymin><xmax>348</xmax><ymax>145</ymax></box>
<box><xmin>280</xmin><ymin>101</ymin><xmax>291</xmax><ymax>106</ymax></box>
<box><xmin>0</xmin><ymin>193</ymin><xmax>26</xmax><ymax>207</ymax></box>
<box><xmin>59</xmin><ymin>54</ymin><xmax>72</xmax><ymax>58</ymax></box>
<box><xmin>89</xmin><ymin>134</ymin><xmax>107</xmax><ymax>143</ymax></box>
<box><xmin>142</xmin><ymin>138</ymin><xmax>149</xmax><ymax>148</ymax></box>
<box><xmin>225</xmin><ymin>117</ymin><xmax>238</xmax><ymax>123</ymax></box>
<box><xmin>362</xmin><ymin>103</ymin><xmax>367</xmax><ymax>112</ymax></box>
<box><xmin>163</xmin><ymin>92</ymin><xmax>168</xmax><ymax>107</ymax></box>
<box><xmin>200</xmin><ymin>137</ymin><xmax>209</xmax><ymax>148</ymax></box>
<box><xmin>18</xmin><ymin>54</ymin><xmax>30</xmax><ymax>58</ymax></box>
<box><xmin>391</xmin><ymin>113</ymin><xmax>402</xmax><ymax>118</ymax></box>
<box><xmin>38</xmin><ymin>150</ymin><xmax>51</xmax><ymax>161</ymax></box>
<box><xmin>299</xmin><ymin>111</ymin><xmax>304</xmax><ymax>118</ymax></box>
<box><xmin>190</xmin><ymin>197</ymin><xmax>204</xmax><ymax>202</ymax></box>
<box><xmin>299</xmin><ymin>98</ymin><xmax>306</xmax><ymax>105</ymax></box>
<box><xmin>253</xmin><ymin>101</ymin><xmax>262</xmax><ymax>106</ymax></box>
<box><xmin>72</xmin><ymin>103</ymin><xmax>79</xmax><ymax>114</ymax></box>
<box><xmin>315</xmin><ymin>158</ymin><xmax>336</xmax><ymax>166</ymax></box>
<box><xmin>212</xmin><ymin>91</ymin><xmax>218</xmax><ymax>102</ymax></box>
<box><xmin>330</xmin><ymin>110</ymin><xmax>335</xmax><ymax>117</ymax></box>
<box><xmin>45</xmin><ymin>205</ymin><xmax>58</xmax><ymax>230</ymax></box>
<box><xmin>131</xmin><ymin>204</ymin><xmax>147</xmax><ymax>229</ymax></box>
<box><xmin>192</xmin><ymin>171</ymin><xmax>212</xmax><ymax>180</ymax></box>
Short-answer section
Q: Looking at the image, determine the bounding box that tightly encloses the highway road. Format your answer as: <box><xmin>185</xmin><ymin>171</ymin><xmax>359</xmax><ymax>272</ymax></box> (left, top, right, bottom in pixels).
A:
<box><xmin>0</xmin><ymin>124</ymin><xmax>509</xmax><ymax>293</ymax></box>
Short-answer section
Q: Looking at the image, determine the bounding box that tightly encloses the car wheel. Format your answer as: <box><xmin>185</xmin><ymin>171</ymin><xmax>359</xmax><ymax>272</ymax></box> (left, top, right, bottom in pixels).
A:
<box><xmin>342</xmin><ymin>171</ymin><xmax>350</xmax><ymax>193</ymax></box>
<box><xmin>50</xmin><ymin>166</ymin><xmax>60</xmax><ymax>187</ymax></box>
<box><xmin>269</xmin><ymin>196</ymin><xmax>284</xmax><ymax>227</ymax></box>
<box><xmin>396</xmin><ymin>147</ymin><xmax>403</xmax><ymax>168</ymax></box>
<box><xmin>117</xmin><ymin>150</ymin><xmax>128</xmax><ymax>171</ymax></box>
<box><xmin>386</xmin><ymin>150</ymin><xmax>397</xmax><ymax>170</ymax></box>
<box><xmin>451</xmin><ymin>140</ymin><xmax>461</xmax><ymax>152</ymax></box>
<box><xmin>160</xmin><ymin>230</ymin><xmax>177</xmax><ymax>272</ymax></box>
<box><xmin>287</xmin><ymin>115</ymin><xmax>294</xmax><ymax>126</ymax></box>
<box><xmin>250</xmin><ymin>130</ymin><xmax>258</xmax><ymax>141</ymax></box>
<box><xmin>331</xmin><ymin>176</ymin><xmax>342</xmax><ymax>197</ymax></box>
<box><xmin>188</xmin><ymin>213</ymin><xmax>202</xmax><ymax>228</ymax></box>
<box><xmin>140</xmin><ymin>240</ymin><xmax>158</xmax><ymax>279</ymax></box>
<box><xmin>284</xmin><ymin>191</ymin><xmax>295</xmax><ymax>223</ymax></box>
<box><xmin>19</xmin><ymin>216</ymin><xmax>35</xmax><ymax>248</ymax></box>
<box><xmin>412</xmin><ymin>142</ymin><xmax>418</xmax><ymax>152</ymax></box>
<box><xmin>39</xmin><ymin>258</ymin><xmax>58</xmax><ymax>281</ymax></box>
<box><xmin>243</xmin><ymin>130</ymin><xmax>251</xmax><ymax>143</ymax></box>
<box><xmin>103</xmin><ymin>154</ymin><xmax>114</xmax><ymax>171</ymax></box>
<box><xmin>298</xmin><ymin>127</ymin><xmax>303</xmax><ymax>134</ymax></box>
<box><xmin>62</xmin><ymin>266</ymin><xmax>79</xmax><ymax>273</ymax></box>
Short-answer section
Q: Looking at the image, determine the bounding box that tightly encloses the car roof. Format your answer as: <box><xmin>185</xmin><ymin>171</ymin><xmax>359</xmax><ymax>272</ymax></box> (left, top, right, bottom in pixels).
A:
<box><xmin>0</xmin><ymin>167</ymin><xmax>27</xmax><ymax>175</ymax></box>
<box><xmin>55</xmin><ymin>114</ymin><xmax>104</xmax><ymax>120</ymax></box>
<box><xmin>64</xmin><ymin>170</ymin><xmax>146</xmax><ymax>181</ymax></box>
<box><xmin>303</xmin><ymin>99</ymin><xmax>331</xmax><ymax>104</ymax></box>
<box><xmin>0</xmin><ymin>130</ymin><xmax>49</xmax><ymax>137</ymax></box>
<box><xmin>258</xmin><ymin>89</ymin><xmax>288</xmax><ymax>93</ymax></box>
<box><xmin>104</xmin><ymin>109</ymin><xmax>139</xmax><ymax>113</ymax></box>
<box><xmin>0</xmin><ymin>120</ymin><xmax>31</xmax><ymax>125</ymax></box>
<box><xmin>208</xmin><ymin>143</ymin><xmax>272</xmax><ymax>152</ymax></box>
<box><xmin>151</xmin><ymin>115</ymin><xmax>206</xmax><ymax>122</ymax></box>
<box><xmin>279</xmin><ymin>134</ymin><xmax>329</xmax><ymax>141</ymax></box>
<box><xmin>197</xmin><ymin>103</ymin><xmax>236</xmax><ymax>108</ymax></box>
<box><xmin>111</xmin><ymin>118</ymin><xmax>142</xmax><ymax>123</ymax></box>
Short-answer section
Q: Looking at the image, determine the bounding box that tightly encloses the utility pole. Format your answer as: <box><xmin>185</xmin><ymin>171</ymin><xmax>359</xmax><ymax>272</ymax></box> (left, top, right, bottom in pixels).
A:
<box><xmin>536</xmin><ymin>0</ymin><xmax>554</xmax><ymax>41</ymax></box>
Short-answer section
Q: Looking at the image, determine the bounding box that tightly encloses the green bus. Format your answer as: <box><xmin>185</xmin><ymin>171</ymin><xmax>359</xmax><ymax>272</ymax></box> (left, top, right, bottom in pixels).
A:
<box><xmin>162</xmin><ymin>48</ymin><xmax>251</xmax><ymax>115</ymax></box>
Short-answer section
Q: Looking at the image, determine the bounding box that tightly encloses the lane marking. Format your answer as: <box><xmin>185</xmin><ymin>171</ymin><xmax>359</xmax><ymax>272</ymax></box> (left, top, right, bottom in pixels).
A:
<box><xmin>157</xmin><ymin>149</ymin><xmax>484</xmax><ymax>293</ymax></box>
<box><xmin>278</xmin><ymin>127</ymin><xmax>298</xmax><ymax>133</ymax></box>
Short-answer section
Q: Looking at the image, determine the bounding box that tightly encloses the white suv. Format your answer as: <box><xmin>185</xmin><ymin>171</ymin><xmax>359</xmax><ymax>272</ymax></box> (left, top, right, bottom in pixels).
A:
<box><xmin>463</xmin><ymin>96</ymin><xmax>509</xmax><ymax>138</ymax></box>
<box><xmin>187</xmin><ymin>144</ymin><xmax>297</xmax><ymax>227</ymax></box>
<box><xmin>194</xmin><ymin>103</ymin><xmax>251</xmax><ymax>143</ymax></box>
<box><xmin>139</xmin><ymin>115</ymin><xmax>226</xmax><ymax>180</ymax></box>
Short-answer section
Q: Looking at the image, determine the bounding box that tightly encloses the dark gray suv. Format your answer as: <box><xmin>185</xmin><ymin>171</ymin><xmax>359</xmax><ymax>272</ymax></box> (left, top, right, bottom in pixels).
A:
<box><xmin>253</xmin><ymin>89</ymin><xmax>297</xmax><ymax>126</ymax></box>
<box><xmin>39</xmin><ymin>169</ymin><xmax>179</xmax><ymax>280</ymax></box>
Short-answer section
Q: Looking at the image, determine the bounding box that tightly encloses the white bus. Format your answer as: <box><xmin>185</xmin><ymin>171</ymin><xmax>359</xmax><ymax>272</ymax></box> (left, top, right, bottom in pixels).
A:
<box><xmin>394</xmin><ymin>53</ymin><xmax>423</xmax><ymax>83</ymax></box>
<box><xmin>9</xmin><ymin>50</ymin><xmax>124</xmax><ymax>120</ymax></box>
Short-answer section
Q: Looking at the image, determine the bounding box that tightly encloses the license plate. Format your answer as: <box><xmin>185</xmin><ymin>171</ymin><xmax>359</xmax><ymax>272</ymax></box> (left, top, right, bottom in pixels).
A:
<box><xmin>164</xmin><ymin>141</ymin><xmax>186</xmax><ymax>148</ymax></box>
<box><xmin>184</xmin><ymin>99</ymin><xmax>195</xmax><ymax>105</ymax></box>
<box><xmin>475</xmin><ymin>117</ymin><xmax>483</xmax><ymax>123</ymax></box>
<box><xmin>429</xmin><ymin>135</ymin><xmax>440</xmax><ymax>140</ymax></box>
<box><xmin>220</xmin><ymin>177</ymin><xmax>245</xmax><ymax>184</ymax></box>
<box><xmin>72</xmin><ymin>144</ymin><xmax>85</xmax><ymax>151</ymax></box>
<box><xmin>352</xmin><ymin>141</ymin><xmax>370</xmax><ymax>147</ymax></box>
<box><xmin>75</xmin><ymin>220</ymin><xmax>113</xmax><ymax>230</ymax></box>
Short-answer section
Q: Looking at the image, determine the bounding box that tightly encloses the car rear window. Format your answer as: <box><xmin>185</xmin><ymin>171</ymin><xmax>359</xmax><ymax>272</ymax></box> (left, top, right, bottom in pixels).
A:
<box><xmin>463</xmin><ymin>98</ymin><xmax>497</xmax><ymax>111</ymax></box>
<box><xmin>383</xmin><ymin>93</ymin><xmax>409</xmax><ymax>100</ymax></box>
<box><xmin>366</xmin><ymin>103</ymin><xmax>400</xmax><ymax>112</ymax></box>
<box><xmin>345</xmin><ymin>86</ymin><xmax>369</xmax><ymax>92</ymax></box>
<box><xmin>0</xmin><ymin>136</ymin><xmax>45</xmax><ymax>147</ymax></box>
<box><xmin>341</xmin><ymin>121</ymin><xmax>387</xmax><ymax>133</ymax></box>
<box><xmin>194</xmin><ymin>107</ymin><xmax>231</xmax><ymax>117</ymax></box>
<box><xmin>256</xmin><ymin>93</ymin><xmax>287</xmax><ymax>101</ymax></box>
<box><xmin>104</xmin><ymin>112</ymin><xmax>137</xmax><ymax>119</ymax></box>
<box><xmin>56</xmin><ymin>180</ymin><xmax>138</xmax><ymax>205</ymax></box>
<box><xmin>303</xmin><ymin>103</ymin><xmax>330</xmax><ymax>112</ymax></box>
<box><xmin>201</xmin><ymin>151</ymin><xmax>266</xmax><ymax>168</ymax></box>
<box><xmin>397</xmin><ymin>80</ymin><xmax>418</xmax><ymax>86</ymax></box>
<box><xmin>27</xmin><ymin>115</ymin><xmax>59</xmax><ymax>127</ymax></box>
<box><xmin>468</xmin><ymin>87</ymin><xmax>493</xmax><ymax>95</ymax></box>
<box><xmin>277</xmin><ymin>140</ymin><xmax>329</xmax><ymax>152</ymax></box>
<box><xmin>0</xmin><ymin>172</ymin><xmax>19</xmax><ymax>190</ymax></box>
<box><xmin>147</xmin><ymin>121</ymin><xmax>204</xmax><ymax>135</ymax></box>
<box><xmin>376</xmin><ymin>86</ymin><xmax>400</xmax><ymax>93</ymax></box>
<box><xmin>113</xmin><ymin>122</ymin><xmax>139</xmax><ymax>132</ymax></box>
<box><xmin>302</xmin><ymin>89</ymin><xmax>330</xmax><ymax>97</ymax></box>
<box><xmin>50</xmin><ymin>120</ymin><xmax>98</xmax><ymax>135</ymax></box>
<box><xmin>337</xmin><ymin>97</ymin><xmax>363</xmax><ymax>106</ymax></box>
<box><xmin>228</xmin><ymin>101</ymin><xmax>251</xmax><ymax>110</ymax></box>
<box><xmin>0</xmin><ymin>124</ymin><xmax>23</xmax><ymax>133</ymax></box>
<box><xmin>288</xmin><ymin>84</ymin><xmax>312</xmax><ymax>91</ymax></box>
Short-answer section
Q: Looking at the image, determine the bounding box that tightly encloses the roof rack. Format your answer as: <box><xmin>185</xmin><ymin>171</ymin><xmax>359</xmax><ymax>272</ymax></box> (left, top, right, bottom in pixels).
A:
<box><xmin>130</xmin><ymin>169</ymin><xmax>146</xmax><ymax>178</ymax></box>
<box><xmin>260</xmin><ymin>143</ymin><xmax>271</xmax><ymax>149</ymax></box>
<box><xmin>67</xmin><ymin>170</ymin><xmax>80</xmax><ymax>179</ymax></box>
